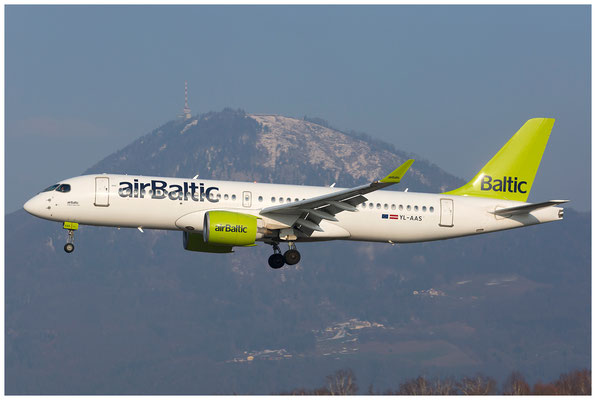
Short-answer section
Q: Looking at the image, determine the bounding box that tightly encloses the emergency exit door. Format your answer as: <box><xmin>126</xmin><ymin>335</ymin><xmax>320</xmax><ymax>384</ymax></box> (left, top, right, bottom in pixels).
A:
<box><xmin>242</xmin><ymin>191</ymin><xmax>252</xmax><ymax>208</ymax></box>
<box><xmin>439</xmin><ymin>198</ymin><xmax>453</xmax><ymax>227</ymax></box>
<box><xmin>95</xmin><ymin>177</ymin><xmax>110</xmax><ymax>207</ymax></box>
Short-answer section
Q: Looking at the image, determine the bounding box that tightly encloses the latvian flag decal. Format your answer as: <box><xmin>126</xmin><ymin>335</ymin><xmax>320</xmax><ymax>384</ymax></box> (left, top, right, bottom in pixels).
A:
<box><xmin>382</xmin><ymin>214</ymin><xmax>399</xmax><ymax>220</ymax></box>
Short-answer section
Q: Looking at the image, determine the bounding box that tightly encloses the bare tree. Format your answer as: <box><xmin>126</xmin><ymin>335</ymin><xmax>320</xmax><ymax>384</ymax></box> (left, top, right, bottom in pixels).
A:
<box><xmin>397</xmin><ymin>376</ymin><xmax>457</xmax><ymax>395</ymax></box>
<box><xmin>457</xmin><ymin>373</ymin><xmax>497</xmax><ymax>395</ymax></box>
<box><xmin>279</xmin><ymin>367</ymin><xmax>591</xmax><ymax>395</ymax></box>
<box><xmin>326</xmin><ymin>369</ymin><xmax>358</xmax><ymax>395</ymax></box>
<box><xmin>555</xmin><ymin>369</ymin><xmax>591</xmax><ymax>395</ymax></box>
<box><xmin>367</xmin><ymin>383</ymin><xmax>378</xmax><ymax>395</ymax></box>
<box><xmin>398</xmin><ymin>376</ymin><xmax>433</xmax><ymax>395</ymax></box>
<box><xmin>502</xmin><ymin>371</ymin><xmax>531</xmax><ymax>395</ymax></box>
<box><xmin>312</xmin><ymin>387</ymin><xmax>331</xmax><ymax>395</ymax></box>
<box><xmin>433</xmin><ymin>376</ymin><xmax>458</xmax><ymax>395</ymax></box>
<box><xmin>532</xmin><ymin>381</ymin><xmax>558</xmax><ymax>395</ymax></box>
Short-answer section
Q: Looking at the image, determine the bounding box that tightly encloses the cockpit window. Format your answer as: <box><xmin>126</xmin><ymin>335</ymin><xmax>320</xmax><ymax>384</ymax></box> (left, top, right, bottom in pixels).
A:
<box><xmin>42</xmin><ymin>184</ymin><xmax>60</xmax><ymax>192</ymax></box>
<box><xmin>56</xmin><ymin>184</ymin><xmax>71</xmax><ymax>193</ymax></box>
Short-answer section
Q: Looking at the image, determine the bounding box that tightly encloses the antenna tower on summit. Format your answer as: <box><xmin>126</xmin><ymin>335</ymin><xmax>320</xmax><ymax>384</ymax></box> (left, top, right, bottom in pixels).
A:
<box><xmin>181</xmin><ymin>80</ymin><xmax>192</xmax><ymax>119</ymax></box>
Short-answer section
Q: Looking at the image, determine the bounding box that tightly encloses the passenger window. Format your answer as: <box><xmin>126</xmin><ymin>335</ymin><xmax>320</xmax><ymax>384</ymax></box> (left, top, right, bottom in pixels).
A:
<box><xmin>414</xmin><ymin>205</ymin><xmax>418</xmax><ymax>211</ymax></box>
<box><xmin>391</xmin><ymin>204</ymin><xmax>396</xmax><ymax>210</ymax></box>
<box><xmin>369</xmin><ymin>203</ymin><xmax>373</xmax><ymax>209</ymax></box>
<box><xmin>429</xmin><ymin>206</ymin><xmax>434</xmax><ymax>213</ymax></box>
<box><xmin>231</xmin><ymin>194</ymin><xmax>236</xmax><ymax>201</ymax></box>
<box><xmin>217</xmin><ymin>193</ymin><xmax>221</xmax><ymax>199</ymax></box>
<box><xmin>362</xmin><ymin>203</ymin><xmax>367</xmax><ymax>208</ymax></box>
<box><xmin>279</xmin><ymin>197</ymin><xmax>284</xmax><ymax>203</ymax></box>
<box><xmin>407</xmin><ymin>205</ymin><xmax>411</xmax><ymax>211</ymax></box>
<box><xmin>258</xmin><ymin>196</ymin><xmax>263</xmax><ymax>202</ymax></box>
<box><xmin>271</xmin><ymin>197</ymin><xmax>276</xmax><ymax>203</ymax></box>
<box><xmin>399</xmin><ymin>205</ymin><xmax>404</xmax><ymax>211</ymax></box>
<box><xmin>286</xmin><ymin>198</ymin><xmax>291</xmax><ymax>203</ymax></box>
<box><xmin>384</xmin><ymin>204</ymin><xmax>388</xmax><ymax>210</ymax></box>
<box><xmin>376</xmin><ymin>203</ymin><xmax>381</xmax><ymax>209</ymax></box>
<box><xmin>294</xmin><ymin>198</ymin><xmax>299</xmax><ymax>202</ymax></box>
<box><xmin>422</xmin><ymin>206</ymin><xmax>427</xmax><ymax>212</ymax></box>
<box><xmin>224</xmin><ymin>194</ymin><xmax>229</xmax><ymax>200</ymax></box>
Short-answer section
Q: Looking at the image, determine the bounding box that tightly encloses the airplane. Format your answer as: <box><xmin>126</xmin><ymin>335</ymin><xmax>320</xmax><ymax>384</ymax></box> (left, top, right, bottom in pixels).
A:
<box><xmin>24</xmin><ymin>118</ymin><xmax>567</xmax><ymax>269</ymax></box>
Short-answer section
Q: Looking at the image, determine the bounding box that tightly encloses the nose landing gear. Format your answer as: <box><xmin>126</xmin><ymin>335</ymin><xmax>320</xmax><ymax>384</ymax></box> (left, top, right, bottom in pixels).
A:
<box><xmin>267</xmin><ymin>242</ymin><xmax>301</xmax><ymax>269</ymax></box>
<box><xmin>64</xmin><ymin>241</ymin><xmax>74</xmax><ymax>253</ymax></box>
<box><xmin>63</xmin><ymin>221</ymin><xmax>78</xmax><ymax>254</ymax></box>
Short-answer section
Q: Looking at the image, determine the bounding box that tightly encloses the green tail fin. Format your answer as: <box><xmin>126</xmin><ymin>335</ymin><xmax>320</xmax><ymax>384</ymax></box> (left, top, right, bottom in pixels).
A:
<box><xmin>444</xmin><ymin>118</ymin><xmax>555</xmax><ymax>202</ymax></box>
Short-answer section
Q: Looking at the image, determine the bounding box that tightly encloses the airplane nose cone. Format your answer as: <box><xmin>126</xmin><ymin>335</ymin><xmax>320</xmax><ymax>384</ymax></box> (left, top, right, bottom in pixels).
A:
<box><xmin>23</xmin><ymin>196</ymin><xmax>42</xmax><ymax>216</ymax></box>
<box><xmin>23</xmin><ymin>198</ymin><xmax>33</xmax><ymax>214</ymax></box>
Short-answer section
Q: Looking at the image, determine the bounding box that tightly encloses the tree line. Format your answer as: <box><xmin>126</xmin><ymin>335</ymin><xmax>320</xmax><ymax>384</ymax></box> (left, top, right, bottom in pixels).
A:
<box><xmin>280</xmin><ymin>368</ymin><xmax>590</xmax><ymax>395</ymax></box>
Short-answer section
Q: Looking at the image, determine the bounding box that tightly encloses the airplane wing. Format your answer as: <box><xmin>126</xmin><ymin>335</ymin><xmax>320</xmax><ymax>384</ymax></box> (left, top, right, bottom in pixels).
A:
<box><xmin>490</xmin><ymin>200</ymin><xmax>569</xmax><ymax>216</ymax></box>
<box><xmin>259</xmin><ymin>159</ymin><xmax>414</xmax><ymax>235</ymax></box>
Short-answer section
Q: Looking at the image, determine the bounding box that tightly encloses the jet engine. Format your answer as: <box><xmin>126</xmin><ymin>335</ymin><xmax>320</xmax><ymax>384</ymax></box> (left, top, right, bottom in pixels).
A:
<box><xmin>203</xmin><ymin>211</ymin><xmax>266</xmax><ymax>246</ymax></box>
<box><xmin>183</xmin><ymin>231</ymin><xmax>234</xmax><ymax>253</ymax></box>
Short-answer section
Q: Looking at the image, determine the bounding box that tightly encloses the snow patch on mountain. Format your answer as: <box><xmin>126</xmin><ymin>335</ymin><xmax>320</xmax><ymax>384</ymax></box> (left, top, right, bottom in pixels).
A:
<box><xmin>250</xmin><ymin>114</ymin><xmax>406</xmax><ymax>182</ymax></box>
<box><xmin>180</xmin><ymin>119</ymin><xmax>198</xmax><ymax>134</ymax></box>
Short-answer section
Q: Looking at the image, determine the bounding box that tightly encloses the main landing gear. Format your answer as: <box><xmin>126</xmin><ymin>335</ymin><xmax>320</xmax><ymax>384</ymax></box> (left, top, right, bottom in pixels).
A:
<box><xmin>63</xmin><ymin>221</ymin><xmax>78</xmax><ymax>253</ymax></box>
<box><xmin>268</xmin><ymin>242</ymin><xmax>301</xmax><ymax>269</ymax></box>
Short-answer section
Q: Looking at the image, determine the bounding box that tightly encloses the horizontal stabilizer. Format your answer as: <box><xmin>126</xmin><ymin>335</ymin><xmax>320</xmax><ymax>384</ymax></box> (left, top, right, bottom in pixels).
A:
<box><xmin>490</xmin><ymin>200</ymin><xmax>569</xmax><ymax>216</ymax></box>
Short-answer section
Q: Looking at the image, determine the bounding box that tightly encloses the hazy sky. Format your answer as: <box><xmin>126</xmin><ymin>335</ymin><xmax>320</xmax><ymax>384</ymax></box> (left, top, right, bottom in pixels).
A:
<box><xmin>5</xmin><ymin>5</ymin><xmax>591</xmax><ymax>213</ymax></box>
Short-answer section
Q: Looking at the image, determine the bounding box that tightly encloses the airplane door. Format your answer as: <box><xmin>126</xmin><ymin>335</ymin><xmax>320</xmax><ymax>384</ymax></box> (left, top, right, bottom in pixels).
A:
<box><xmin>439</xmin><ymin>198</ymin><xmax>453</xmax><ymax>227</ymax></box>
<box><xmin>242</xmin><ymin>191</ymin><xmax>252</xmax><ymax>208</ymax></box>
<box><xmin>95</xmin><ymin>177</ymin><xmax>110</xmax><ymax>207</ymax></box>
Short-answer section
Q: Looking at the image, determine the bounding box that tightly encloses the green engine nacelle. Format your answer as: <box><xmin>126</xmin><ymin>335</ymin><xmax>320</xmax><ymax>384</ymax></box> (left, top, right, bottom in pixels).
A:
<box><xmin>183</xmin><ymin>231</ymin><xmax>233</xmax><ymax>253</ymax></box>
<box><xmin>203</xmin><ymin>211</ymin><xmax>261</xmax><ymax>246</ymax></box>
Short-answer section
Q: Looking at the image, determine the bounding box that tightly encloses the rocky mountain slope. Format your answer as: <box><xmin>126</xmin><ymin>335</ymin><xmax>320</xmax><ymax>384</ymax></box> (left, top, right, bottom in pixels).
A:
<box><xmin>6</xmin><ymin>109</ymin><xmax>590</xmax><ymax>394</ymax></box>
<box><xmin>84</xmin><ymin>108</ymin><xmax>461</xmax><ymax>192</ymax></box>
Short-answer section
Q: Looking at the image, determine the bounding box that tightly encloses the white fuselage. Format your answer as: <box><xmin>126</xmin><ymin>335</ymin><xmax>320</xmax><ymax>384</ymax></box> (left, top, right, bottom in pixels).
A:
<box><xmin>23</xmin><ymin>174</ymin><xmax>563</xmax><ymax>244</ymax></box>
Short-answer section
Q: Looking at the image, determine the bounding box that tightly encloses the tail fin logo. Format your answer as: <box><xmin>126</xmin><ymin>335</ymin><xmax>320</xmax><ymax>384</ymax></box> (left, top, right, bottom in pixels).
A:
<box><xmin>443</xmin><ymin>118</ymin><xmax>554</xmax><ymax>202</ymax></box>
<box><xmin>480</xmin><ymin>175</ymin><xmax>528</xmax><ymax>194</ymax></box>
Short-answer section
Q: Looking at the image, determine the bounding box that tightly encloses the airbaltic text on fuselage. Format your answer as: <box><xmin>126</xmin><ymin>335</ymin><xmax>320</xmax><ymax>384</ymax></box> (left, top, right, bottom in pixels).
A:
<box><xmin>118</xmin><ymin>179</ymin><xmax>219</xmax><ymax>202</ymax></box>
<box><xmin>480</xmin><ymin>175</ymin><xmax>527</xmax><ymax>193</ymax></box>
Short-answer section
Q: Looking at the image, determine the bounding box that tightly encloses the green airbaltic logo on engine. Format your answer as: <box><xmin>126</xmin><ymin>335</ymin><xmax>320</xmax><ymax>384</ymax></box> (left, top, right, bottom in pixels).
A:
<box><xmin>215</xmin><ymin>224</ymin><xmax>248</xmax><ymax>233</ymax></box>
<box><xmin>480</xmin><ymin>175</ymin><xmax>528</xmax><ymax>194</ymax></box>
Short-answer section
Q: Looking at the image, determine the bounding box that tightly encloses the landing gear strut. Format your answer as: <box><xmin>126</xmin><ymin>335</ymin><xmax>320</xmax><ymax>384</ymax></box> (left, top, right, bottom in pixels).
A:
<box><xmin>63</xmin><ymin>221</ymin><xmax>78</xmax><ymax>254</ymax></box>
<box><xmin>267</xmin><ymin>242</ymin><xmax>301</xmax><ymax>269</ymax></box>
<box><xmin>64</xmin><ymin>230</ymin><xmax>75</xmax><ymax>253</ymax></box>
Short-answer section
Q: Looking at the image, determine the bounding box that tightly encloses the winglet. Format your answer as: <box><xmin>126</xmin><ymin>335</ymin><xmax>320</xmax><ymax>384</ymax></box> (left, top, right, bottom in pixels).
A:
<box><xmin>379</xmin><ymin>159</ymin><xmax>414</xmax><ymax>183</ymax></box>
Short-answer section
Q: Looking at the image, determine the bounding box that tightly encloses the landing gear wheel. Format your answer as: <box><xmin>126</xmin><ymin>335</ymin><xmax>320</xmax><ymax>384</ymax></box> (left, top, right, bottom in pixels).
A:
<box><xmin>64</xmin><ymin>225</ymin><xmax>76</xmax><ymax>254</ymax></box>
<box><xmin>268</xmin><ymin>253</ymin><xmax>285</xmax><ymax>269</ymax></box>
<box><xmin>284</xmin><ymin>249</ymin><xmax>301</xmax><ymax>265</ymax></box>
<box><xmin>64</xmin><ymin>243</ymin><xmax>75</xmax><ymax>253</ymax></box>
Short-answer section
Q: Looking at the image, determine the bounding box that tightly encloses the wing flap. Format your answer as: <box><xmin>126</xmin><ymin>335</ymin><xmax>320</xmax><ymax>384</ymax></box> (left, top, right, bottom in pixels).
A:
<box><xmin>491</xmin><ymin>200</ymin><xmax>569</xmax><ymax>216</ymax></box>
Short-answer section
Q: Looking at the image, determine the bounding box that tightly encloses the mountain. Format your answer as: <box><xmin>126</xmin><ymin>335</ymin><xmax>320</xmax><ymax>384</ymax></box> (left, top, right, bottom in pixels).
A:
<box><xmin>83</xmin><ymin>108</ymin><xmax>461</xmax><ymax>191</ymax></box>
<box><xmin>6</xmin><ymin>109</ymin><xmax>590</xmax><ymax>394</ymax></box>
